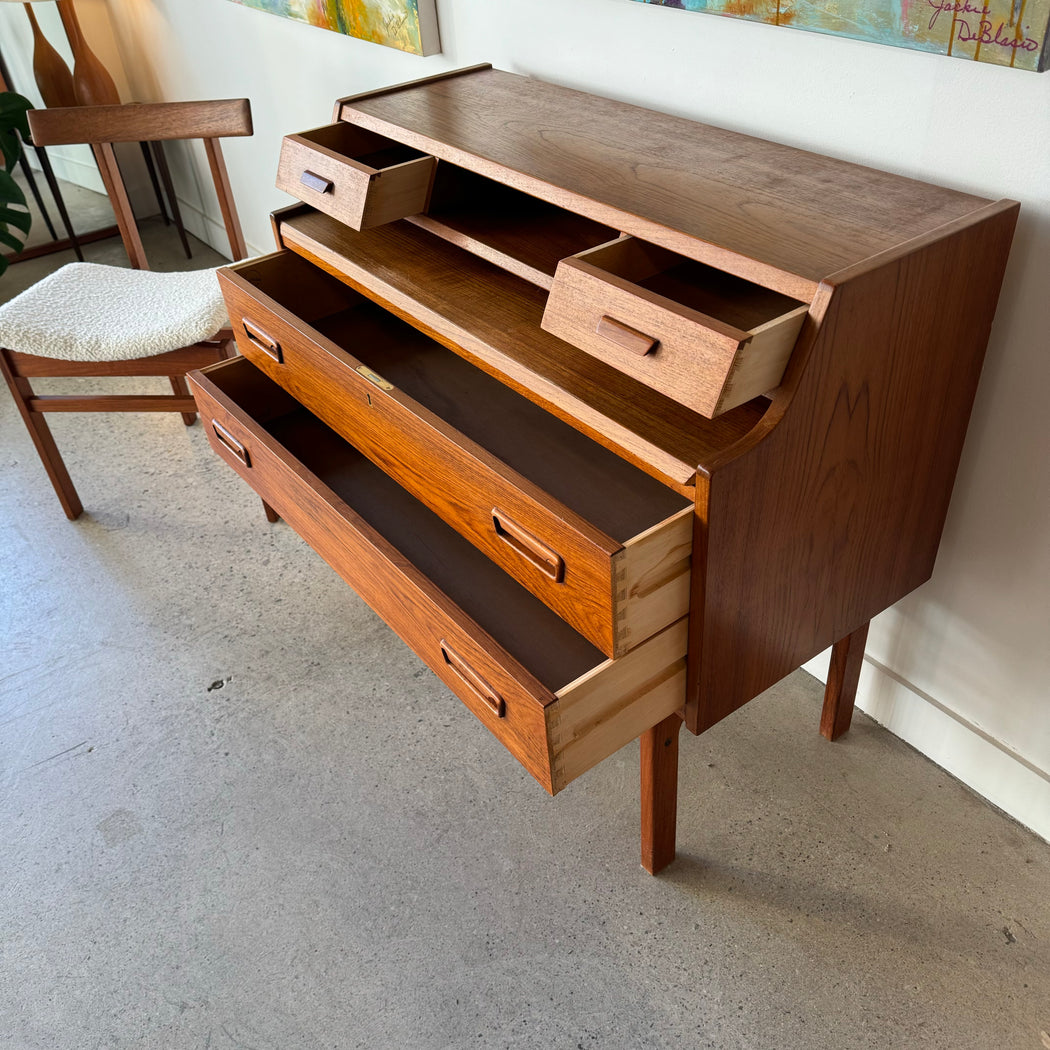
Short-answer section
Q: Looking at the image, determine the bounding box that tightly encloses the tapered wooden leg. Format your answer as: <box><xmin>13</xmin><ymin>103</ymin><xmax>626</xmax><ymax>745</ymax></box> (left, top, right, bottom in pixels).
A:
<box><xmin>640</xmin><ymin>712</ymin><xmax>682</xmax><ymax>875</ymax></box>
<box><xmin>1</xmin><ymin>352</ymin><xmax>83</xmax><ymax>520</ymax></box>
<box><xmin>262</xmin><ymin>500</ymin><xmax>280</xmax><ymax>523</ymax></box>
<box><xmin>150</xmin><ymin>142</ymin><xmax>193</xmax><ymax>259</ymax></box>
<box><xmin>820</xmin><ymin>621</ymin><xmax>870</xmax><ymax>741</ymax></box>
<box><xmin>170</xmin><ymin>375</ymin><xmax>197</xmax><ymax>425</ymax></box>
<box><xmin>34</xmin><ymin>146</ymin><xmax>85</xmax><ymax>261</ymax></box>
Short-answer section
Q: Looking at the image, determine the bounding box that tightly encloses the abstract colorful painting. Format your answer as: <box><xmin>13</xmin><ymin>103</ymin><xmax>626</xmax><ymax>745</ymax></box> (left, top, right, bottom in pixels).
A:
<box><xmin>631</xmin><ymin>0</ymin><xmax>1049</xmax><ymax>71</ymax></box>
<box><xmin>228</xmin><ymin>0</ymin><xmax>440</xmax><ymax>56</ymax></box>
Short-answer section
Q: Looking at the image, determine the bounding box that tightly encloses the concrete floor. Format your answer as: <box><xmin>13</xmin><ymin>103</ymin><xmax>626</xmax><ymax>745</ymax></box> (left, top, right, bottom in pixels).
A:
<box><xmin>1</xmin><ymin>212</ymin><xmax>1049</xmax><ymax>1050</ymax></box>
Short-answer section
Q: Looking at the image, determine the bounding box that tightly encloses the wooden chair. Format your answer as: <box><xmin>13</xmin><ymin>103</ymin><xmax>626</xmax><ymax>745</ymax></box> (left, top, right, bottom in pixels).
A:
<box><xmin>0</xmin><ymin>98</ymin><xmax>275</xmax><ymax>521</ymax></box>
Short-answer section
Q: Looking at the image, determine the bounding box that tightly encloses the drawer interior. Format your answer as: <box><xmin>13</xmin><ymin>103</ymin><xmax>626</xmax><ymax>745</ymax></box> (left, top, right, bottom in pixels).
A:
<box><xmin>237</xmin><ymin>254</ymin><xmax>691</xmax><ymax>543</ymax></box>
<box><xmin>294</xmin><ymin>122</ymin><xmax>430</xmax><ymax>174</ymax></box>
<box><xmin>406</xmin><ymin>164</ymin><xmax>619</xmax><ymax>290</ymax></box>
<box><xmin>210</xmin><ymin>359</ymin><xmax>605</xmax><ymax>693</ymax></box>
<box><xmin>275</xmin><ymin>209</ymin><xmax>773</xmax><ymax>493</ymax></box>
<box><xmin>576</xmin><ymin>236</ymin><xmax>807</xmax><ymax>333</ymax></box>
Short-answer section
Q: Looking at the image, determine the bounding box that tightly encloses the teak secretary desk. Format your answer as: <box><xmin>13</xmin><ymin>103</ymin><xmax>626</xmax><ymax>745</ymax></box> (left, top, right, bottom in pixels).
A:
<box><xmin>187</xmin><ymin>65</ymin><xmax>1017</xmax><ymax>874</ymax></box>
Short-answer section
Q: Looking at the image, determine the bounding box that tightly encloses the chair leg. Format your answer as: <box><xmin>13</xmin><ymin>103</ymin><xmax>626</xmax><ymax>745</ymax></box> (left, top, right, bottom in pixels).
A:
<box><xmin>170</xmin><ymin>375</ymin><xmax>197</xmax><ymax>425</ymax></box>
<box><xmin>820</xmin><ymin>621</ymin><xmax>870</xmax><ymax>741</ymax></box>
<box><xmin>153</xmin><ymin>143</ymin><xmax>193</xmax><ymax>260</ymax></box>
<box><xmin>262</xmin><ymin>500</ymin><xmax>279</xmax><ymax>523</ymax></box>
<box><xmin>0</xmin><ymin>352</ymin><xmax>83</xmax><ymax>520</ymax></box>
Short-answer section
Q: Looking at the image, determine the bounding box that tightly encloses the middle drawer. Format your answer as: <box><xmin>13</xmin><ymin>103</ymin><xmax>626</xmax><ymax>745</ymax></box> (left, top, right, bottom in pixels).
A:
<box><xmin>218</xmin><ymin>251</ymin><xmax>693</xmax><ymax>659</ymax></box>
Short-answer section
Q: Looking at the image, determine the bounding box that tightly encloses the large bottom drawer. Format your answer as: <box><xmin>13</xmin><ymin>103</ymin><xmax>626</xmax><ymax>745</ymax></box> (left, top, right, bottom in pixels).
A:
<box><xmin>188</xmin><ymin>357</ymin><xmax>687</xmax><ymax>795</ymax></box>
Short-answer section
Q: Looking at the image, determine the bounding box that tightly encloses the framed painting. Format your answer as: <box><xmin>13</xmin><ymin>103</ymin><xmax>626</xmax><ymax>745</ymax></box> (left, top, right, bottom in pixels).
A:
<box><xmin>631</xmin><ymin>0</ymin><xmax>1049</xmax><ymax>72</ymax></box>
<box><xmin>228</xmin><ymin>0</ymin><xmax>440</xmax><ymax>56</ymax></box>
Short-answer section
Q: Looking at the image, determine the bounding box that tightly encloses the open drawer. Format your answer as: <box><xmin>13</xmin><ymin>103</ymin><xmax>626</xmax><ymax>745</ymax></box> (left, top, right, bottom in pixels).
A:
<box><xmin>188</xmin><ymin>357</ymin><xmax>687</xmax><ymax>795</ymax></box>
<box><xmin>276</xmin><ymin>122</ymin><xmax>436</xmax><ymax>230</ymax></box>
<box><xmin>218</xmin><ymin>251</ymin><xmax>693</xmax><ymax>659</ymax></box>
<box><xmin>541</xmin><ymin>236</ymin><xmax>809</xmax><ymax>418</ymax></box>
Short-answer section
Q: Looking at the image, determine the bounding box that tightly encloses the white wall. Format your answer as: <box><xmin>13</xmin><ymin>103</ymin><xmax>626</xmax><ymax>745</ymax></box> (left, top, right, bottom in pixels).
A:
<box><xmin>22</xmin><ymin>0</ymin><xmax>1050</xmax><ymax>837</ymax></box>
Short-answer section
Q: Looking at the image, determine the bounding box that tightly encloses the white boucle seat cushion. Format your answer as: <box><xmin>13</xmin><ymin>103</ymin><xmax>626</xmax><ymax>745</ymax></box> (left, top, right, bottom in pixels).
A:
<box><xmin>0</xmin><ymin>262</ymin><xmax>229</xmax><ymax>362</ymax></box>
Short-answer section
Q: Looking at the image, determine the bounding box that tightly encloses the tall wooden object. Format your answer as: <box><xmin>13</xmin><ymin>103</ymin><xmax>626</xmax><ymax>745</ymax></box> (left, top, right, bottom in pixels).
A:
<box><xmin>56</xmin><ymin>0</ymin><xmax>119</xmax><ymax>105</ymax></box>
<box><xmin>24</xmin><ymin>4</ymin><xmax>77</xmax><ymax>107</ymax></box>
<box><xmin>187</xmin><ymin>67</ymin><xmax>1017</xmax><ymax>874</ymax></box>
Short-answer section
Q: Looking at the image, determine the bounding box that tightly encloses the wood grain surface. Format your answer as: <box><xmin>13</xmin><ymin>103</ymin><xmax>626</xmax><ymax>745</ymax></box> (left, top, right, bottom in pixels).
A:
<box><xmin>552</xmin><ymin>620</ymin><xmax>687</xmax><ymax>793</ymax></box>
<box><xmin>640</xmin><ymin>712</ymin><xmax>684</xmax><ymax>874</ymax></box>
<box><xmin>276</xmin><ymin>208</ymin><xmax>768</xmax><ymax>494</ymax></box>
<box><xmin>820</xmin><ymin>622</ymin><xmax>871</xmax><ymax>741</ymax></box>
<box><xmin>189</xmin><ymin>357</ymin><xmax>686</xmax><ymax>793</ymax></box>
<box><xmin>406</xmin><ymin>163</ymin><xmax>618</xmax><ymax>289</ymax></box>
<box><xmin>340</xmin><ymin>67</ymin><xmax>990</xmax><ymax>296</ymax></box>
<box><xmin>276</xmin><ymin>123</ymin><xmax>436</xmax><ymax>230</ymax></box>
<box><xmin>687</xmin><ymin>201</ymin><xmax>1019</xmax><ymax>733</ymax></box>
<box><xmin>542</xmin><ymin>253</ymin><xmax>807</xmax><ymax>417</ymax></box>
<box><xmin>28</xmin><ymin>99</ymin><xmax>252</xmax><ymax>145</ymax></box>
<box><xmin>220</xmin><ymin>254</ymin><xmax>691</xmax><ymax>656</ymax></box>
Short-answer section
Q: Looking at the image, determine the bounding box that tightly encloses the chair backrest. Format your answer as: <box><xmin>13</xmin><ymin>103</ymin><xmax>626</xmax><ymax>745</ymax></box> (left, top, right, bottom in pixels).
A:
<box><xmin>27</xmin><ymin>99</ymin><xmax>252</xmax><ymax>271</ymax></box>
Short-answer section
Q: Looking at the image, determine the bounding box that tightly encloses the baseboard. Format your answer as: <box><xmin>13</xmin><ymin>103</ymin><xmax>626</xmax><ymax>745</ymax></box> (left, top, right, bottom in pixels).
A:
<box><xmin>804</xmin><ymin>651</ymin><xmax>1050</xmax><ymax>844</ymax></box>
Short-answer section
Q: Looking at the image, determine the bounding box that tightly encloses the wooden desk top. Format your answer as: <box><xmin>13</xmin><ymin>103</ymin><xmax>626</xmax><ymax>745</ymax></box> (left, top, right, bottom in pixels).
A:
<box><xmin>340</xmin><ymin>66</ymin><xmax>991</xmax><ymax>298</ymax></box>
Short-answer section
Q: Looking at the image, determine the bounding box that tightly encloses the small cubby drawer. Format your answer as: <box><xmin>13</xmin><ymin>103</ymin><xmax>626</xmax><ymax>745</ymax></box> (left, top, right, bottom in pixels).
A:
<box><xmin>218</xmin><ymin>252</ymin><xmax>693</xmax><ymax>659</ymax></box>
<box><xmin>276</xmin><ymin>122</ymin><xmax>436</xmax><ymax>230</ymax></box>
<box><xmin>187</xmin><ymin>357</ymin><xmax>687</xmax><ymax>796</ymax></box>
<box><xmin>541</xmin><ymin>236</ymin><xmax>809</xmax><ymax>418</ymax></box>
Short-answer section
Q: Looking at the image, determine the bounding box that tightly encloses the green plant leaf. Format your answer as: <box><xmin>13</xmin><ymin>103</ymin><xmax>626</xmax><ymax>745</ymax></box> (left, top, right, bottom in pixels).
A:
<box><xmin>0</xmin><ymin>226</ymin><xmax>24</xmax><ymax>252</ymax></box>
<box><xmin>0</xmin><ymin>92</ymin><xmax>34</xmax><ymax>270</ymax></box>
<box><xmin>0</xmin><ymin>206</ymin><xmax>32</xmax><ymax>236</ymax></box>
<box><xmin>0</xmin><ymin>167</ymin><xmax>27</xmax><ymax>209</ymax></box>
<box><xmin>0</xmin><ymin>92</ymin><xmax>33</xmax><ymax>172</ymax></box>
<box><xmin>0</xmin><ymin>168</ymin><xmax>32</xmax><ymax>243</ymax></box>
<box><xmin>0</xmin><ymin>133</ymin><xmax>18</xmax><ymax>172</ymax></box>
<box><xmin>0</xmin><ymin>92</ymin><xmax>32</xmax><ymax>136</ymax></box>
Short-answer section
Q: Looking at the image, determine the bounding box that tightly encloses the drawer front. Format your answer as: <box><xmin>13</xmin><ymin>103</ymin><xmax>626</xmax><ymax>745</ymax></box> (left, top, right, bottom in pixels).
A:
<box><xmin>276</xmin><ymin>125</ymin><xmax>436</xmax><ymax>231</ymax></box>
<box><xmin>542</xmin><ymin>254</ymin><xmax>807</xmax><ymax>418</ymax></box>
<box><xmin>219</xmin><ymin>265</ymin><xmax>630</xmax><ymax>657</ymax></box>
<box><xmin>188</xmin><ymin>358</ymin><xmax>687</xmax><ymax>794</ymax></box>
<box><xmin>542</xmin><ymin>257</ymin><xmax>749</xmax><ymax>418</ymax></box>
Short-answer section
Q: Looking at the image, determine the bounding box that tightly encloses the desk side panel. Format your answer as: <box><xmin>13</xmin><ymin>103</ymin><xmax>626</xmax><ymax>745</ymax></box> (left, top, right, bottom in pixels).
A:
<box><xmin>687</xmin><ymin>201</ymin><xmax>1019</xmax><ymax>733</ymax></box>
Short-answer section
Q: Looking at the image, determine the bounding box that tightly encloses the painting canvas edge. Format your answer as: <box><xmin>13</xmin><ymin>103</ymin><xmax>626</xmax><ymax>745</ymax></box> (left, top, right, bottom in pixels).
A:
<box><xmin>226</xmin><ymin>0</ymin><xmax>442</xmax><ymax>58</ymax></box>
<box><xmin>414</xmin><ymin>0</ymin><xmax>442</xmax><ymax>56</ymax></box>
<box><xmin>628</xmin><ymin>0</ymin><xmax>1049</xmax><ymax>73</ymax></box>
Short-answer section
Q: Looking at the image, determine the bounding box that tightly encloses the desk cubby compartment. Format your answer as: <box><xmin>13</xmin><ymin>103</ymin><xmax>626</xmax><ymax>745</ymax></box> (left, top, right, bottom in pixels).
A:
<box><xmin>188</xmin><ymin>356</ymin><xmax>688</xmax><ymax>795</ymax></box>
<box><xmin>404</xmin><ymin>163</ymin><xmax>619</xmax><ymax>290</ymax></box>
<box><xmin>541</xmin><ymin>236</ymin><xmax>809</xmax><ymax>418</ymax></box>
<box><xmin>276</xmin><ymin>122</ymin><xmax>436</xmax><ymax>230</ymax></box>
<box><xmin>218</xmin><ymin>251</ymin><xmax>693</xmax><ymax>659</ymax></box>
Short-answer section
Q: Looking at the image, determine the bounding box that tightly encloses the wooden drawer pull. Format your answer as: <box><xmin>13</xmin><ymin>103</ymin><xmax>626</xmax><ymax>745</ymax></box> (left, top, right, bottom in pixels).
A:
<box><xmin>596</xmin><ymin>315</ymin><xmax>658</xmax><ymax>357</ymax></box>
<box><xmin>440</xmin><ymin>641</ymin><xmax>505</xmax><ymax>718</ymax></box>
<box><xmin>211</xmin><ymin>420</ymin><xmax>250</xmax><ymax>468</ymax></box>
<box><xmin>300</xmin><ymin>170</ymin><xmax>333</xmax><ymax>194</ymax></box>
<box><xmin>492</xmin><ymin>509</ymin><xmax>565</xmax><ymax>582</ymax></box>
<box><xmin>242</xmin><ymin>318</ymin><xmax>283</xmax><ymax>363</ymax></box>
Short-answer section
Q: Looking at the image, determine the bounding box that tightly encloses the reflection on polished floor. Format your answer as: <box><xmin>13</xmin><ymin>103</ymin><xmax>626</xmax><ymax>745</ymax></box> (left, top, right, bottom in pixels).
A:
<box><xmin>1</xmin><ymin>184</ymin><xmax>1049</xmax><ymax>1050</ymax></box>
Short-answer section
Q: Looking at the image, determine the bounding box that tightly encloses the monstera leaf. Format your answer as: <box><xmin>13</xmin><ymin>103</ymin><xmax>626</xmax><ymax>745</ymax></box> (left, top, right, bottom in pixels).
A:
<box><xmin>0</xmin><ymin>92</ymin><xmax>34</xmax><ymax>276</ymax></box>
